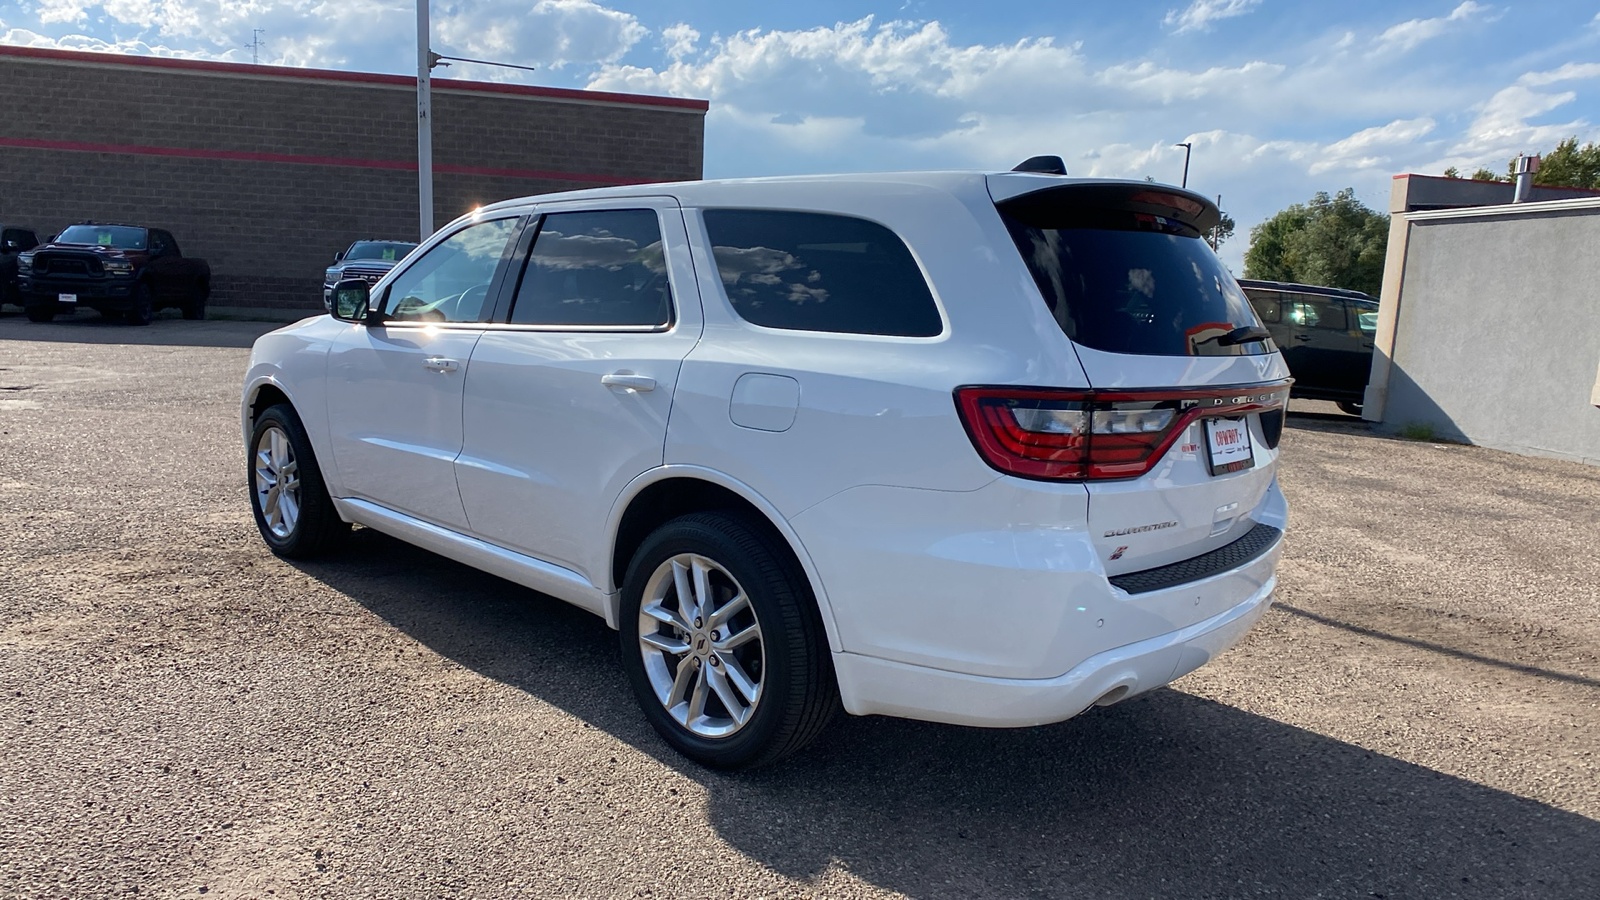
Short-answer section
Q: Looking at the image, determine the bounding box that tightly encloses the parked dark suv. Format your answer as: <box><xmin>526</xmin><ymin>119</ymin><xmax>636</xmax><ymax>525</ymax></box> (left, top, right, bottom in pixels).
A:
<box><xmin>19</xmin><ymin>223</ymin><xmax>210</xmax><ymax>325</ymax></box>
<box><xmin>1238</xmin><ymin>279</ymin><xmax>1379</xmax><ymax>415</ymax></box>
<box><xmin>1</xmin><ymin>224</ymin><xmax>41</xmax><ymax>310</ymax></box>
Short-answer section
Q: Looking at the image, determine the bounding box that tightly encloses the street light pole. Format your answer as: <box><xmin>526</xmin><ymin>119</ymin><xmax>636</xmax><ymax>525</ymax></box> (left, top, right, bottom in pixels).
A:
<box><xmin>416</xmin><ymin>0</ymin><xmax>433</xmax><ymax>242</ymax></box>
<box><xmin>1175</xmin><ymin>142</ymin><xmax>1192</xmax><ymax>189</ymax></box>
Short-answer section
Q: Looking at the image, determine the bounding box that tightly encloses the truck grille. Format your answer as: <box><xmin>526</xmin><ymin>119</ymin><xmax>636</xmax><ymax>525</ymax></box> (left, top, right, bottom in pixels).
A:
<box><xmin>341</xmin><ymin>265</ymin><xmax>392</xmax><ymax>283</ymax></box>
<box><xmin>36</xmin><ymin>254</ymin><xmax>104</xmax><ymax>276</ymax></box>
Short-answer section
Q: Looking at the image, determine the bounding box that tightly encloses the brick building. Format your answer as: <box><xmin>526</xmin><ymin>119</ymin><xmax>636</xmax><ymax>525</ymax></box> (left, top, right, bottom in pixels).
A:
<box><xmin>0</xmin><ymin>45</ymin><xmax>707</xmax><ymax>315</ymax></box>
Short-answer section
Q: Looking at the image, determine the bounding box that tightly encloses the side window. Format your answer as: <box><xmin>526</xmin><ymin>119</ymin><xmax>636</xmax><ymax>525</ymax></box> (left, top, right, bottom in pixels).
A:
<box><xmin>1294</xmin><ymin>297</ymin><xmax>1348</xmax><ymax>331</ymax></box>
<box><xmin>702</xmin><ymin>209</ymin><xmax>942</xmax><ymax>337</ymax></box>
<box><xmin>148</xmin><ymin>231</ymin><xmax>169</xmax><ymax>256</ymax></box>
<box><xmin>157</xmin><ymin>231</ymin><xmax>180</xmax><ymax>257</ymax></box>
<box><xmin>382</xmin><ymin>217</ymin><xmax>517</xmax><ymax>323</ymax></box>
<box><xmin>1354</xmin><ymin>302</ymin><xmax>1379</xmax><ymax>334</ymax></box>
<box><xmin>3</xmin><ymin>228</ymin><xmax>36</xmax><ymax>250</ymax></box>
<box><xmin>1244</xmin><ymin>289</ymin><xmax>1281</xmax><ymax>323</ymax></box>
<box><xmin>508</xmin><ymin>210</ymin><xmax>671</xmax><ymax>327</ymax></box>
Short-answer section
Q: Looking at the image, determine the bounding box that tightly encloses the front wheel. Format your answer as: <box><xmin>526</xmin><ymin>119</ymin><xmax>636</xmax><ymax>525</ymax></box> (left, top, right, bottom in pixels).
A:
<box><xmin>125</xmin><ymin>283</ymin><xmax>154</xmax><ymax>326</ymax></box>
<box><xmin>1337</xmin><ymin>401</ymin><xmax>1363</xmax><ymax>417</ymax></box>
<box><xmin>619</xmin><ymin>512</ymin><xmax>838</xmax><ymax>769</ymax></box>
<box><xmin>24</xmin><ymin>305</ymin><xmax>54</xmax><ymax>323</ymax></box>
<box><xmin>248</xmin><ymin>404</ymin><xmax>349</xmax><ymax>558</ymax></box>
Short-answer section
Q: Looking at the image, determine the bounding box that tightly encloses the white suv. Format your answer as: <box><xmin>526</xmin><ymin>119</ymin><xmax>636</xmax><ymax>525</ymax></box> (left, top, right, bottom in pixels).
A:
<box><xmin>242</xmin><ymin>166</ymin><xmax>1290</xmax><ymax>769</ymax></box>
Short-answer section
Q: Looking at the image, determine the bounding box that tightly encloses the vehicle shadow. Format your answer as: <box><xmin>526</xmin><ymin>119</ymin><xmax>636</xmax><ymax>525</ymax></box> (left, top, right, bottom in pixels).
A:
<box><xmin>0</xmin><ymin>309</ymin><xmax>285</xmax><ymax>349</ymax></box>
<box><xmin>293</xmin><ymin>529</ymin><xmax>1600</xmax><ymax>899</ymax></box>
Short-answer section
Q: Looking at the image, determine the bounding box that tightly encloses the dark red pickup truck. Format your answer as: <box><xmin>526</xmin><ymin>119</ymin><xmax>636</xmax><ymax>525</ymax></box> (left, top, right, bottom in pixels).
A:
<box><xmin>19</xmin><ymin>223</ymin><xmax>210</xmax><ymax>325</ymax></box>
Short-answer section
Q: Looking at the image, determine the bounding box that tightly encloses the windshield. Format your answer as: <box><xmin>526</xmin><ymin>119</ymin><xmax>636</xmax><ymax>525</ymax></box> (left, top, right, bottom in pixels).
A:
<box><xmin>56</xmin><ymin>225</ymin><xmax>146</xmax><ymax>250</ymax></box>
<box><xmin>345</xmin><ymin>241</ymin><xmax>416</xmax><ymax>262</ymax></box>
<box><xmin>999</xmin><ymin>206</ymin><xmax>1269</xmax><ymax>357</ymax></box>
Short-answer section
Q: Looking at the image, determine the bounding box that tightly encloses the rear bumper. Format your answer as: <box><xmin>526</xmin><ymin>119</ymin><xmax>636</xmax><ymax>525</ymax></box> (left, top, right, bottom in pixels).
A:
<box><xmin>833</xmin><ymin>570</ymin><xmax>1276</xmax><ymax>727</ymax></box>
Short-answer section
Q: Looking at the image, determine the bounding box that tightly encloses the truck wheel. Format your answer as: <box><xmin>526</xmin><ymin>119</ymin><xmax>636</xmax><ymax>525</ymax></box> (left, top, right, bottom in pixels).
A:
<box><xmin>182</xmin><ymin>282</ymin><xmax>208</xmax><ymax>320</ymax></box>
<box><xmin>25</xmin><ymin>305</ymin><xmax>54</xmax><ymax>323</ymax></box>
<box><xmin>125</xmin><ymin>283</ymin><xmax>154</xmax><ymax>326</ymax></box>
<box><xmin>619</xmin><ymin>512</ymin><xmax>839</xmax><ymax>769</ymax></box>
<box><xmin>1337</xmin><ymin>401</ymin><xmax>1363</xmax><ymax>417</ymax></box>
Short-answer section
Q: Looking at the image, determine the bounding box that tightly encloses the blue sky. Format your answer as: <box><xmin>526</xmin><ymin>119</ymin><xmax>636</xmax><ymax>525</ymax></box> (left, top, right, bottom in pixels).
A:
<box><xmin>5</xmin><ymin>1</ymin><xmax>1599</xmax><ymax>267</ymax></box>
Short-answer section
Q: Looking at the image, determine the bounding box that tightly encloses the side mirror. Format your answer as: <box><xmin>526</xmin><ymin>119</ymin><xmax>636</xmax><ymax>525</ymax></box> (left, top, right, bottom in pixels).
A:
<box><xmin>331</xmin><ymin>279</ymin><xmax>374</xmax><ymax>323</ymax></box>
<box><xmin>2</xmin><ymin>241</ymin><xmax>18</xmax><ymax>252</ymax></box>
<box><xmin>333</xmin><ymin>250</ymin><xmax>345</xmax><ymax>262</ymax></box>
<box><xmin>45</xmin><ymin>234</ymin><xmax>55</xmax><ymax>243</ymax></box>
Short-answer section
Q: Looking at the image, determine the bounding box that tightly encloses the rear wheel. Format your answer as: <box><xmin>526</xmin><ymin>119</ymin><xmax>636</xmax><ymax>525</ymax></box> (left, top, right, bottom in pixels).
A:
<box><xmin>619</xmin><ymin>512</ymin><xmax>838</xmax><ymax>769</ymax></box>
<box><xmin>1337</xmin><ymin>400</ymin><xmax>1363</xmax><ymax>417</ymax></box>
<box><xmin>125</xmin><ymin>283</ymin><xmax>154</xmax><ymax>326</ymax></box>
<box><xmin>24</xmin><ymin>304</ymin><xmax>53</xmax><ymax>323</ymax></box>
<box><xmin>182</xmin><ymin>281</ymin><xmax>208</xmax><ymax>320</ymax></box>
<box><xmin>248</xmin><ymin>404</ymin><xmax>349</xmax><ymax>558</ymax></box>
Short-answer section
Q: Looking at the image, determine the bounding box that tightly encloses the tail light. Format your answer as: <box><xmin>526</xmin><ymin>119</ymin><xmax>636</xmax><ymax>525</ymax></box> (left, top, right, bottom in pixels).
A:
<box><xmin>955</xmin><ymin>382</ymin><xmax>1291</xmax><ymax>481</ymax></box>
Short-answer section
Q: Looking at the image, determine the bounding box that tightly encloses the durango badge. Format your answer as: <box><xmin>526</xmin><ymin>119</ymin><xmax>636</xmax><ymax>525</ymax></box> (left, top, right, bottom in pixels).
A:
<box><xmin>1104</xmin><ymin>521</ymin><xmax>1179</xmax><ymax>538</ymax></box>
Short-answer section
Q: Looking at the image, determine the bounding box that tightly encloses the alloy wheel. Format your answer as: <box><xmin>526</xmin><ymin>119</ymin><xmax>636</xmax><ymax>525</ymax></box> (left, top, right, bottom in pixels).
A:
<box><xmin>637</xmin><ymin>553</ymin><xmax>765</xmax><ymax>738</ymax></box>
<box><xmin>253</xmin><ymin>425</ymin><xmax>301</xmax><ymax>539</ymax></box>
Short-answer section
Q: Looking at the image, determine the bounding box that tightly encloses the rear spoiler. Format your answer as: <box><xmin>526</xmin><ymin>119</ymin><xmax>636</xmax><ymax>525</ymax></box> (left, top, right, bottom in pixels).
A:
<box><xmin>987</xmin><ymin>176</ymin><xmax>1222</xmax><ymax>234</ymax></box>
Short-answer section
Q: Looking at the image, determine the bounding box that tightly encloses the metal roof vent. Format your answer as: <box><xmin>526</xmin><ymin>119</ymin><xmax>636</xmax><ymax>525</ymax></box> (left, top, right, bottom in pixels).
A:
<box><xmin>1513</xmin><ymin>153</ymin><xmax>1540</xmax><ymax>203</ymax></box>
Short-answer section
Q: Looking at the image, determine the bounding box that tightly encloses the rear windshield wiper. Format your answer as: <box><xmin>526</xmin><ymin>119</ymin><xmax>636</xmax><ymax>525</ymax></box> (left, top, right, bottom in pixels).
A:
<box><xmin>1201</xmin><ymin>326</ymin><xmax>1273</xmax><ymax>347</ymax></box>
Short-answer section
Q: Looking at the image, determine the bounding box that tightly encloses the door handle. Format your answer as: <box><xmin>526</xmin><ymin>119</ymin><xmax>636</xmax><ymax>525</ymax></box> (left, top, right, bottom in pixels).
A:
<box><xmin>601</xmin><ymin>373</ymin><xmax>656</xmax><ymax>392</ymax></box>
<box><xmin>1293</xmin><ymin>335</ymin><xmax>1312</xmax><ymax>342</ymax></box>
<box><xmin>423</xmin><ymin>357</ymin><xmax>460</xmax><ymax>373</ymax></box>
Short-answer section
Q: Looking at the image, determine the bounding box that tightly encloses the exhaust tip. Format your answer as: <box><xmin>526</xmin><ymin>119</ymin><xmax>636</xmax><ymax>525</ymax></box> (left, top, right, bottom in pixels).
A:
<box><xmin>1094</xmin><ymin>685</ymin><xmax>1132</xmax><ymax>707</ymax></box>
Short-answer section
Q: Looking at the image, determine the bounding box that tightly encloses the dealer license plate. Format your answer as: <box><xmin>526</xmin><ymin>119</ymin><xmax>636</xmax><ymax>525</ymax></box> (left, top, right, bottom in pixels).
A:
<box><xmin>57</xmin><ymin>293</ymin><xmax>77</xmax><ymax>306</ymax></box>
<box><xmin>1204</xmin><ymin>417</ymin><xmax>1254</xmax><ymax>476</ymax></box>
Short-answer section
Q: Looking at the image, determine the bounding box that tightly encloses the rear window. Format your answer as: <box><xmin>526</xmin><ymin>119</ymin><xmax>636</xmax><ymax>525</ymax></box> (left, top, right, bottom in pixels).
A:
<box><xmin>999</xmin><ymin>204</ymin><xmax>1267</xmax><ymax>357</ymax></box>
<box><xmin>56</xmin><ymin>225</ymin><xmax>146</xmax><ymax>250</ymax></box>
<box><xmin>702</xmin><ymin>209</ymin><xmax>942</xmax><ymax>337</ymax></box>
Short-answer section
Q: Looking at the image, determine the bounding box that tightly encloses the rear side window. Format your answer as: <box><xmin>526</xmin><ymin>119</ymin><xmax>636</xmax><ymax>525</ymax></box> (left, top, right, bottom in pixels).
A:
<box><xmin>1243</xmin><ymin>289</ymin><xmax>1281</xmax><ymax>323</ymax></box>
<box><xmin>999</xmin><ymin>200</ymin><xmax>1267</xmax><ymax>357</ymax></box>
<box><xmin>1293</xmin><ymin>297</ymin><xmax>1348</xmax><ymax>331</ymax></box>
<box><xmin>509</xmin><ymin>210</ymin><xmax>671</xmax><ymax>328</ymax></box>
<box><xmin>702</xmin><ymin>209</ymin><xmax>942</xmax><ymax>337</ymax></box>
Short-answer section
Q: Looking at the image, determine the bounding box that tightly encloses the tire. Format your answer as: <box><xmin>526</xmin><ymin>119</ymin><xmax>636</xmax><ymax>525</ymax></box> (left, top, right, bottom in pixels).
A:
<box><xmin>183</xmin><ymin>282</ymin><xmax>208</xmax><ymax>320</ymax></box>
<box><xmin>247</xmin><ymin>404</ymin><xmax>349</xmax><ymax>558</ymax></box>
<box><xmin>1337</xmin><ymin>401</ymin><xmax>1363</xmax><ymax>416</ymax></box>
<box><xmin>125</xmin><ymin>282</ymin><xmax>154</xmax><ymax>326</ymax></box>
<box><xmin>24</xmin><ymin>304</ymin><xmax>54</xmax><ymax>323</ymax></box>
<box><xmin>619</xmin><ymin>512</ymin><xmax>839</xmax><ymax>769</ymax></box>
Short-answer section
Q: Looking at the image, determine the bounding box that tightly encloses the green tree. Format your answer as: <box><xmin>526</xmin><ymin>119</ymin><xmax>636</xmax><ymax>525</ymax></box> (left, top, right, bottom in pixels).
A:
<box><xmin>1533</xmin><ymin>137</ymin><xmax>1600</xmax><ymax>189</ymax></box>
<box><xmin>1210</xmin><ymin>210</ymin><xmax>1236</xmax><ymax>251</ymax></box>
<box><xmin>1243</xmin><ymin>188</ymin><xmax>1389</xmax><ymax>296</ymax></box>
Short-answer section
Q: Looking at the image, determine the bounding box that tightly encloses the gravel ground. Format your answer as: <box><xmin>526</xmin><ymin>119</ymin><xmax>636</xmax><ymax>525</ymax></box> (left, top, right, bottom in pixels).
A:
<box><xmin>2</xmin><ymin>312</ymin><xmax>1597</xmax><ymax>899</ymax></box>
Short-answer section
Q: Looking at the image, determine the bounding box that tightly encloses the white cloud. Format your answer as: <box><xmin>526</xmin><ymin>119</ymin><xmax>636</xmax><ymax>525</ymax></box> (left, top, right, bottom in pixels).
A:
<box><xmin>662</xmin><ymin>23</ymin><xmax>699</xmax><ymax>61</ymax></box>
<box><xmin>1517</xmin><ymin>62</ymin><xmax>1600</xmax><ymax>87</ymax></box>
<box><xmin>1311</xmin><ymin>117</ymin><xmax>1437</xmax><ymax>174</ymax></box>
<box><xmin>1375</xmin><ymin>1</ymin><xmax>1489</xmax><ymax>53</ymax></box>
<box><xmin>435</xmin><ymin>0</ymin><xmax>646</xmax><ymax>72</ymax></box>
<box><xmin>1162</xmin><ymin>0</ymin><xmax>1264</xmax><ymax>35</ymax></box>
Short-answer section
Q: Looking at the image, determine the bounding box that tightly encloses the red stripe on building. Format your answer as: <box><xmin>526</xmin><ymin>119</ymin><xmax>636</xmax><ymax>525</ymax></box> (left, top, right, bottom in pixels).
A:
<box><xmin>0</xmin><ymin>44</ymin><xmax>709</xmax><ymax>112</ymax></box>
<box><xmin>0</xmin><ymin>136</ymin><xmax>654</xmax><ymax>185</ymax></box>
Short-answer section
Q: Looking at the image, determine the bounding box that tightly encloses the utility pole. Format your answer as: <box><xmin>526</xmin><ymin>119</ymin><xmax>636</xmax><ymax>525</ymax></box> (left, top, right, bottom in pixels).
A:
<box><xmin>246</xmin><ymin>29</ymin><xmax>265</xmax><ymax>64</ymax></box>
<box><xmin>416</xmin><ymin>1</ymin><xmax>433</xmax><ymax>241</ymax></box>
<box><xmin>1210</xmin><ymin>194</ymin><xmax>1223</xmax><ymax>250</ymax></box>
<box><xmin>1175</xmin><ymin>142</ymin><xmax>1192</xmax><ymax>189</ymax></box>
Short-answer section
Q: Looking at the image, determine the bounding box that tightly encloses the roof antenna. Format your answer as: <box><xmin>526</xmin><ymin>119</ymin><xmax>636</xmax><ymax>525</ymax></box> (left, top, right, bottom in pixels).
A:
<box><xmin>246</xmin><ymin>28</ymin><xmax>266</xmax><ymax>64</ymax></box>
<box><xmin>1012</xmin><ymin>155</ymin><xmax>1067</xmax><ymax>175</ymax></box>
